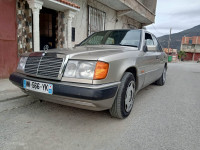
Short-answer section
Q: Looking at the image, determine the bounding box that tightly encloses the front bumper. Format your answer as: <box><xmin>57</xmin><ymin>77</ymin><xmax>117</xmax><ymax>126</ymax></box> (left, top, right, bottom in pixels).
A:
<box><xmin>9</xmin><ymin>72</ymin><xmax>120</xmax><ymax>111</ymax></box>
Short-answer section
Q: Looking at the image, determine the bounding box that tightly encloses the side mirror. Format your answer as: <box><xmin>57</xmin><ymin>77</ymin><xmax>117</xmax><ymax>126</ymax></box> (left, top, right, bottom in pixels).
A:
<box><xmin>143</xmin><ymin>45</ymin><xmax>148</xmax><ymax>52</ymax></box>
<box><xmin>146</xmin><ymin>45</ymin><xmax>157</xmax><ymax>52</ymax></box>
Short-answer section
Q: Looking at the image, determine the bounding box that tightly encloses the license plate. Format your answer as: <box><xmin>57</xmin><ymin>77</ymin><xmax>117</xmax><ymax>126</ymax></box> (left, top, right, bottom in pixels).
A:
<box><xmin>23</xmin><ymin>80</ymin><xmax>53</xmax><ymax>95</ymax></box>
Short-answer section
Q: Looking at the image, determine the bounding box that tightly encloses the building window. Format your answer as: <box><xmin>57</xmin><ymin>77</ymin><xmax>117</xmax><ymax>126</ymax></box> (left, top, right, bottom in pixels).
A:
<box><xmin>72</xmin><ymin>27</ymin><xmax>75</xmax><ymax>42</ymax></box>
<box><xmin>189</xmin><ymin>39</ymin><xmax>192</xmax><ymax>45</ymax></box>
<box><xmin>88</xmin><ymin>6</ymin><xmax>106</xmax><ymax>36</ymax></box>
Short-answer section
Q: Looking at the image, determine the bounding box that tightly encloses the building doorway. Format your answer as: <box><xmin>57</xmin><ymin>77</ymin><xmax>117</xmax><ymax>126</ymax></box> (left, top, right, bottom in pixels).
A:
<box><xmin>40</xmin><ymin>8</ymin><xmax>58</xmax><ymax>50</ymax></box>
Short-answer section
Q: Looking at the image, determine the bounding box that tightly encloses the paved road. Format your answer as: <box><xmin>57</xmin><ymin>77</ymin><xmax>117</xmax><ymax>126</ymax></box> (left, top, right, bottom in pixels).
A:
<box><xmin>0</xmin><ymin>62</ymin><xmax>200</xmax><ymax>150</ymax></box>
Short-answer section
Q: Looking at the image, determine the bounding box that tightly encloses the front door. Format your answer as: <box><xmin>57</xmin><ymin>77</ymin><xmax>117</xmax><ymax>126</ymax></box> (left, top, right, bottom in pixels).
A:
<box><xmin>142</xmin><ymin>33</ymin><xmax>161</xmax><ymax>87</ymax></box>
<box><xmin>40</xmin><ymin>8</ymin><xmax>57</xmax><ymax>50</ymax></box>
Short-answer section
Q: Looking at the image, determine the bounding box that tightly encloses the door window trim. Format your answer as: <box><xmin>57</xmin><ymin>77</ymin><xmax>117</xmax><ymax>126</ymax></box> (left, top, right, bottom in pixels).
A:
<box><xmin>152</xmin><ymin>35</ymin><xmax>163</xmax><ymax>52</ymax></box>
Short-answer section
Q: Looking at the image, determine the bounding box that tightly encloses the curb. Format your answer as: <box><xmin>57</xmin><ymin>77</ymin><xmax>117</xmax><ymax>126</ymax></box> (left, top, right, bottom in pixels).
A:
<box><xmin>0</xmin><ymin>95</ymin><xmax>29</xmax><ymax>103</ymax></box>
<box><xmin>0</xmin><ymin>89</ymin><xmax>27</xmax><ymax>102</ymax></box>
<box><xmin>0</xmin><ymin>96</ymin><xmax>37</xmax><ymax>113</ymax></box>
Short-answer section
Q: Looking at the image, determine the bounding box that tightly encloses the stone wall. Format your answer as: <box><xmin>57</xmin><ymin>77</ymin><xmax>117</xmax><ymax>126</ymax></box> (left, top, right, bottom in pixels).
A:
<box><xmin>17</xmin><ymin>0</ymin><xmax>65</xmax><ymax>51</ymax></box>
<box><xmin>56</xmin><ymin>12</ymin><xmax>65</xmax><ymax>48</ymax></box>
<box><xmin>17</xmin><ymin>0</ymin><xmax>33</xmax><ymax>55</ymax></box>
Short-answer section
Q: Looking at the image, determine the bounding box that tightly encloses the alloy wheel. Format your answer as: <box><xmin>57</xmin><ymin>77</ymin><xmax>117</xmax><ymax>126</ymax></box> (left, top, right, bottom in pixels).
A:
<box><xmin>125</xmin><ymin>81</ymin><xmax>135</xmax><ymax>113</ymax></box>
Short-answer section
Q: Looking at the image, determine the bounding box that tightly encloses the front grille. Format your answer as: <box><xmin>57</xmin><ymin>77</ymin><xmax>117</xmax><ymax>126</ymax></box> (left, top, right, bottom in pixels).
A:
<box><xmin>25</xmin><ymin>56</ymin><xmax>64</xmax><ymax>79</ymax></box>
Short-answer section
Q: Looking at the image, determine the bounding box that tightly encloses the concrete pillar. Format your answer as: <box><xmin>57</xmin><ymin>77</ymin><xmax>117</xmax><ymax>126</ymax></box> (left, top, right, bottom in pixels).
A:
<box><xmin>27</xmin><ymin>0</ymin><xmax>43</xmax><ymax>52</ymax></box>
<box><xmin>63</xmin><ymin>10</ymin><xmax>76</xmax><ymax>48</ymax></box>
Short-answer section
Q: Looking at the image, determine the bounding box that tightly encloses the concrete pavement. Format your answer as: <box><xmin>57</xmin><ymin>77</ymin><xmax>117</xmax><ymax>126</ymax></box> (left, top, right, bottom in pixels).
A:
<box><xmin>0</xmin><ymin>79</ymin><xmax>27</xmax><ymax>102</ymax></box>
<box><xmin>0</xmin><ymin>79</ymin><xmax>35</xmax><ymax>113</ymax></box>
<box><xmin>0</xmin><ymin>62</ymin><xmax>200</xmax><ymax>150</ymax></box>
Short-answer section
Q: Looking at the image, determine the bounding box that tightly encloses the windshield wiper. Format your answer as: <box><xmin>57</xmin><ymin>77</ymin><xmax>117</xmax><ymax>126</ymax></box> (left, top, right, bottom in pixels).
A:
<box><xmin>119</xmin><ymin>44</ymin><xmax>138</xmax><ymax>48</ymax></box>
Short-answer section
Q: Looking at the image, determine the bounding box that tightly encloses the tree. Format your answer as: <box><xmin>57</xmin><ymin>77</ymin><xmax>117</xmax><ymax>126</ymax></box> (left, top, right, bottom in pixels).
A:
<box><xmin>178</xmin><ymin>51</ymin><xmax>186</xmax><ymax>61</ymax></box>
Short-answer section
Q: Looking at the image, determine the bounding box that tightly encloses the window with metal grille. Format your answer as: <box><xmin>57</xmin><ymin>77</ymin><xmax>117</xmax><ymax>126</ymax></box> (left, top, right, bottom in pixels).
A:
<box><xmin>88</xmin><ymin>6</ymin><xmax>106</xmax><ymax>36</ymax></box>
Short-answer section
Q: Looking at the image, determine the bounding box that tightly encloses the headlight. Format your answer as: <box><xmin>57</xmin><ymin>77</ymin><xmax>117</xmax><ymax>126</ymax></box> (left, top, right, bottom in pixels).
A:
<box><xmin>17</xmin><ymin>57</ymin><xmax>28</xmax><ymax>71</ymax></box>
<box><xmin>64</xmin><ymin>60</ymin><xmax>109</xmax><ymax>80</ymax></box>
<box><xmin>64</xmin><ymin>60</ymin><xmax>96</xmax><ymax>79</ymax></box>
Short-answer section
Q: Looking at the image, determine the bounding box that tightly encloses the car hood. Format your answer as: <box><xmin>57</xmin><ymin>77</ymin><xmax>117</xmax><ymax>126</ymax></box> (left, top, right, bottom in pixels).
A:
<box><xmin>24</xmin><ymin>45</ymin><xmax>138</xmax><ymax>60</ymax></box>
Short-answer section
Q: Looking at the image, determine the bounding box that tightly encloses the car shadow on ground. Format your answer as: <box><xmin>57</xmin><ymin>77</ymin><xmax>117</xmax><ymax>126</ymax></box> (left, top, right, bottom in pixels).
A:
<box><xmin>15</xmin><ymin>83</ymin><xmax>159</xmax><ymax>123</ymax></box>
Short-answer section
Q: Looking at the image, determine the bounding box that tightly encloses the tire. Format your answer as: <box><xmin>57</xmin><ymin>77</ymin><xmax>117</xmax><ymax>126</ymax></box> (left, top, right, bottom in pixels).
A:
<box><xmin>109</xmin><ymin>72</ymin><xmax>135</xmax><ymax>119</ymax></box>
<box><xmin>155</xmin><ymin>67</ymin><xmax>167</xmax><ymax>86</ymax></box>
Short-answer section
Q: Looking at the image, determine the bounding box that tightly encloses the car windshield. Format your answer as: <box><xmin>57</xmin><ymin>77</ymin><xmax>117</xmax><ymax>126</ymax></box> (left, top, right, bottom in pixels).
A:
<box><xmin>80</xmin><ymin>30</ymin><xmax>141</xmax><ymax>48</ymax></box>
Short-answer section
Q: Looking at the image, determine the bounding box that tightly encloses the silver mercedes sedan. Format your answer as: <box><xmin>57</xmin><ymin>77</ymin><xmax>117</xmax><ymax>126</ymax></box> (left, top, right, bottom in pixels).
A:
<box><xmin>10</xmin><ymin>29</ymin><xmax>168</xmax><ymax>119</ymax></box>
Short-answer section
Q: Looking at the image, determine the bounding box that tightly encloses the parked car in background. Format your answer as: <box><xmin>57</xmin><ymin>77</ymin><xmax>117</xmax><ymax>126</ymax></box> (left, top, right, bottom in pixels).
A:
<box><xmin>10</xmin><ymin>29</ymin><xmax>168</xmax><ymax>119</ymax></box>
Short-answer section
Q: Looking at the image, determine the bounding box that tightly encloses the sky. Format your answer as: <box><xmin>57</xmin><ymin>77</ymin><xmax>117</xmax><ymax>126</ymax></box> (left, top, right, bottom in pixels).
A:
<box><xmin>146</xmin><ymin>0</ymin><xmax>200</xmax><ymax>37</ymax></box>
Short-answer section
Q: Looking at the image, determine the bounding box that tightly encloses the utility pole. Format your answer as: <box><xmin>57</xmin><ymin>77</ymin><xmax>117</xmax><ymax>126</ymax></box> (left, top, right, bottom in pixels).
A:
<box><xmin>168</xmin><ymin>28</ymin><xmax>172</xmax><ymax>54</ymax></box>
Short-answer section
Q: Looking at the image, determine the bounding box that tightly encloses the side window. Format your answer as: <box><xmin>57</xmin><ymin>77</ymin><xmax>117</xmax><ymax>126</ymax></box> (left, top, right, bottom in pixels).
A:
<box><xmin>145</xmin><ymin>33</ymin><xmax>154</xmax><ymax>46</ymax></box>
<box><xmin>152</xmin><ymin>35</ymin><xmax>158</xmax><ymax>51</ymax></box>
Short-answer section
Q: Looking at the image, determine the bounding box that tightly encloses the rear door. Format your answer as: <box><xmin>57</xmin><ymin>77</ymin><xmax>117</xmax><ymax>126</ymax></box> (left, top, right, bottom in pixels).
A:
<box><xmin>151</xmin><ymin>35</ymin><xmax>164</xmax><ymax>79</ymax></box>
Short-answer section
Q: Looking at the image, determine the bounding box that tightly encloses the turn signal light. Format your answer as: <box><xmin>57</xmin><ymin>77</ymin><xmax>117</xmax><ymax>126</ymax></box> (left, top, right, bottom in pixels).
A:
<box><xmin>93</xmin><ymin>61</ymin><xmax>109</xmax><ymax>80</ymax></box>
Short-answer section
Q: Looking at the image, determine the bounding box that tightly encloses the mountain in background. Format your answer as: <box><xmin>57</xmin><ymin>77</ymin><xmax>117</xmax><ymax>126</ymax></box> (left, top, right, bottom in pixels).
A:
<box><xmin>158</xmin><ymin>25</ymin><xmax>200</xmax><ymax>50</ymax></box>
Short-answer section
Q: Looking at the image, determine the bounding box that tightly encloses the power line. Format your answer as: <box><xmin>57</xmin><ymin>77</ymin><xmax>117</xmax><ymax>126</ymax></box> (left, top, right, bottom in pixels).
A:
<box><xmin>151</xmin><ymin>24</ymin><xmax>166</xmax><ymax>36</ymax></box>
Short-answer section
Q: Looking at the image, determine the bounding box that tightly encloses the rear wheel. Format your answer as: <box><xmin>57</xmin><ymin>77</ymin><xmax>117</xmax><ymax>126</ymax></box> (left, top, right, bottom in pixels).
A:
<box><xmin>109</xmin><ymin>72</ymin><xmax>135</xmax><ymax>119</ymax></box>
<box><xmin>156</xmin><ymin>67</ymin><xmax>167</xmax><ymax>86</ymax></box>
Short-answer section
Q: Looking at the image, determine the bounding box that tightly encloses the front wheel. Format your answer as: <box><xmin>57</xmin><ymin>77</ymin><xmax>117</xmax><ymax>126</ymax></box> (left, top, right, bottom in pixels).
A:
<box><xmin>109</xmin><ymin>72</ymin><xmax>135</xmax><ymax>119</ymax></box>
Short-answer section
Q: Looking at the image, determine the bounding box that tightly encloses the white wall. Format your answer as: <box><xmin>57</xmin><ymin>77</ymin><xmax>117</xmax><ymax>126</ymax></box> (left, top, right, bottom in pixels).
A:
<box><xmin>182</xmin><ymin>44</ymin><xmax>200</xmax><ymax>53</ymax></box>
<box><xmin>195</xmin><ymin>45</ymin><xmax>200</xmax><ymax>52</ymax></box>
<box><xmin>69</xmin><ymin>0</ymin><xmax>141</xmax><ymax>46</ymax></box>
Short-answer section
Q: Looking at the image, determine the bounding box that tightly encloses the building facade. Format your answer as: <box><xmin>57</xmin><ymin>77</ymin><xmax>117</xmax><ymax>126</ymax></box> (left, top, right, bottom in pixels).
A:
<box><xmin>181</xmin><ymin>36</ymin><xmax>200</xmax><ymax>61</ymax></box>
<box><xmin>0</xmin><ymin>0</ymin><xmax>157</xmax><ymax>78</ymax></box>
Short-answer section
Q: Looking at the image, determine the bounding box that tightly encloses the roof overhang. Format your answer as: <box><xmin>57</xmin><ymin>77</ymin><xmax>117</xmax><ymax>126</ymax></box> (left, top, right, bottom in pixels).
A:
<box><xmin>43</xmin><ymin>0</ymin><xmax>80</xmax><ymax>12</ymax></box>
<box><xmin>96</xmin><ymin>0</ymin><xmax>155</xmax><ymax>26</ymax></box>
